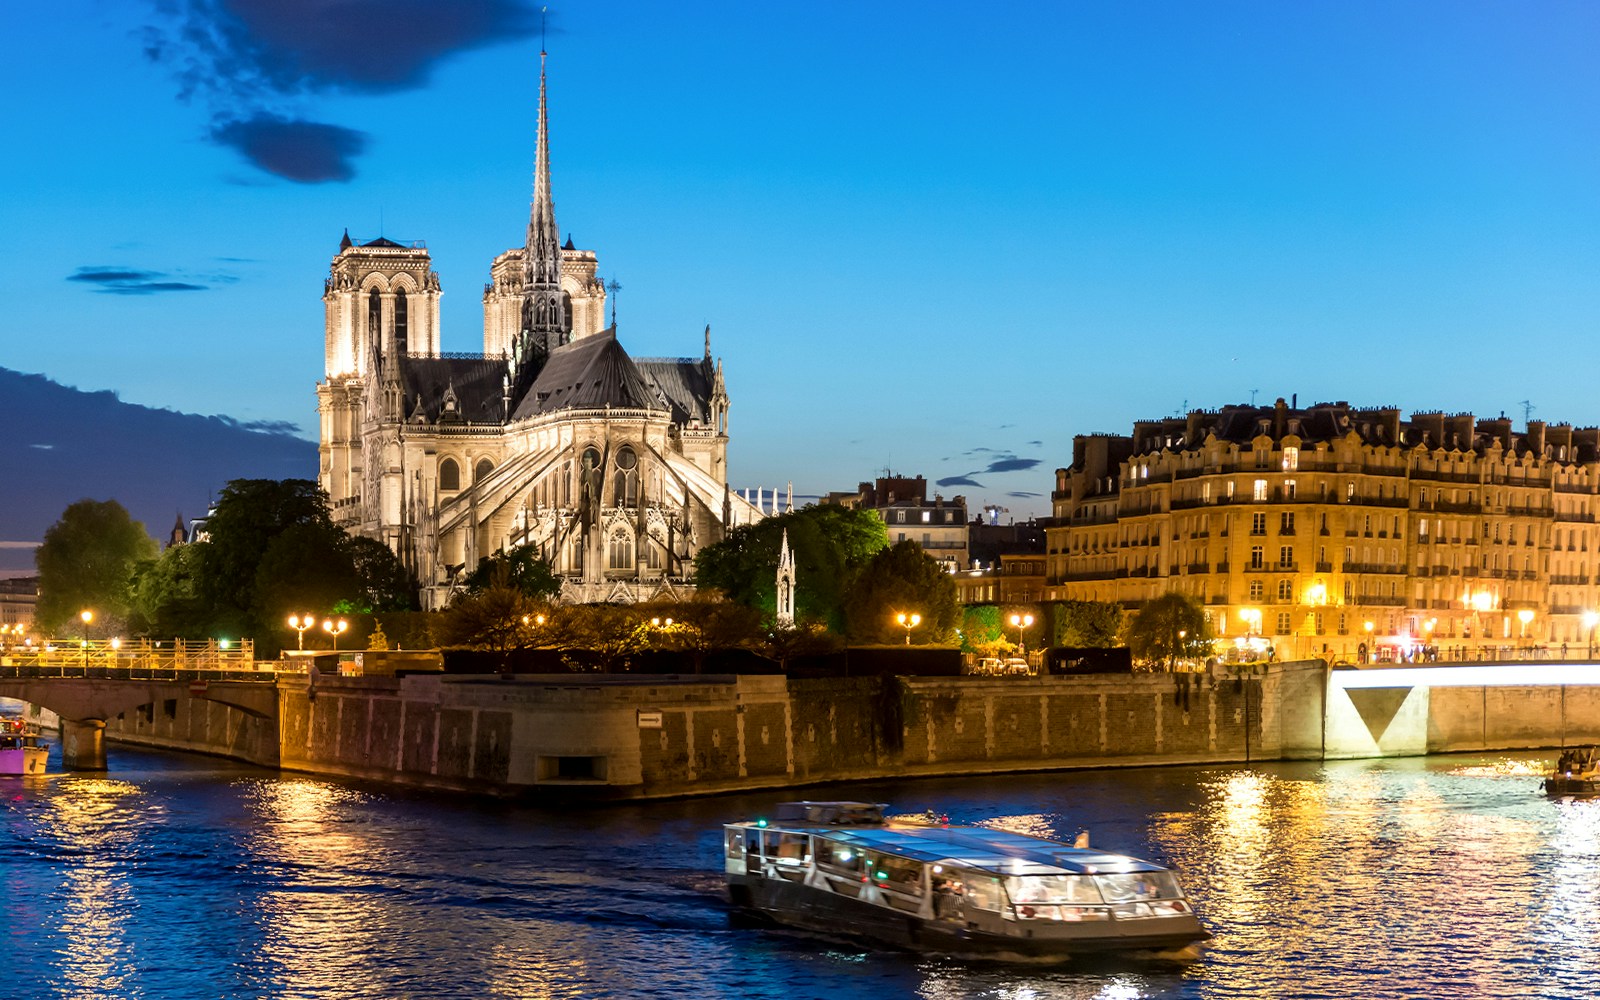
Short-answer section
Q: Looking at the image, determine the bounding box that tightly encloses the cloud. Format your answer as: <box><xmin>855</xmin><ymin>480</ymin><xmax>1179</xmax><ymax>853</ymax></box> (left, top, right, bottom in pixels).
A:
<box><xmin>144</xmin><ymin>0</ymin><xmax>541</xmax><ymax>181</ymax></box>
<box><xmin>938</xmin><ymin>475</ymin><xmax>985</xmax><ymax>488</ymax></box>
<box><xmin>214</xmin><ymin>416</ymin><xmax>303</xmax><ymax>436</ymax></box>
<box><xmin>1026</xmin><ymin>440</ymin><xmax>1043</xmax><ymax>447</ymax></box>
<box><xmin>210</xmin><ymin>115</ymin><xmax>367</xmax><ymax>183</ymax></box>
<box><xmin>67</xmin><ymin>267</ymin><xmax>209</xmax><ymax>295</ymax></box>
<box><xmin>983</xmin><ymin>457</ymin><xmax>1042</xmax><ymax>474</ymax></box>
<box><xmin>1006</xmin><ymin>491</ymin><xmax>1043</xmax><ymax>499</ymax></box>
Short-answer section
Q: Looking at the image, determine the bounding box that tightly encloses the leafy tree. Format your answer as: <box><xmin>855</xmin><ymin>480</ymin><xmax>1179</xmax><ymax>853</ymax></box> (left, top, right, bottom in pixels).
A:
<box><xmin>1125</xmin><ymin>592</ymin><xmax>1211</xmax><ymax>670</ymax></box>
<box><xmin>694</xmin><ymin>504</ymin><xmax>888</xmax><ymax>630</ymax></box>
<box><xmin>35</xmin><ymin>499</ymin><xmax>158</xmax><ymax>634</ymax></box>
<box><xmin>431</xmin><ymin>578</ymin><xmax>551</xmax><ymax>671</ymax></box>
<box><xmin>252</xmin><ymin>522</ymin><xmax>361</xmax><ymax>648</ymax></box>
<box><xmin>843</xmin><ymin>540</ymin><xmax>960</xmax><ymax>644</ymax></box>
<box><xmin>549</xmin><ymin>603</ymin><xmax>647</xmax><ymax>672</ymax></box>
<box><xmin>636</xmin><ymin>593</ymin><xmax>764</xmax><ymax>672</ymax></box>
<box><xmin>197</xmin><ymin>479</ymin><xmax>344</xmax><ymax>634</ymax></box>
<box><xmin>346</xmin><ymin>536</ymin><xmax>419</xmax><ymax>612</ymax></box>
<box><xmin>128</xmin><ymin>544</ymin><xmax>211</xmax><ymax>639</ymax></box>
<box><xmin>1051</xmin><ymin>599</ymin><xmax>1123</xmax><ymax>648</ymax></box>
<box><xmin>960</xmin><ymin>605</ymin><xmax>1006</xmax><ymax>656</ymax></box>
<box><xmin>460</xmin><ymin>543</ymin><xmax>559</xmax><ymax>601</ymax></box>
<box><xmin>763</xmin><ymin>621</ymin><xmax>841</xmax><ymax>671</ymax></box>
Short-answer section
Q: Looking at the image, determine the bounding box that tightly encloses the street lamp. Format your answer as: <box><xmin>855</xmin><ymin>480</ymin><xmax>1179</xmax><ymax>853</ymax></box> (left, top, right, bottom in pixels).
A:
<box><xmin>1362</xmin><ymin>620</ymin><xmax>1374</xmax><ymax>664</ymax></box>
<box><xmin>287</xmin><ymin>613</ymin><xmax>314</xmax><ymax>651</ymax></box>
<box><xmin>1008</xmin><ymin>613</ymin><xmax>1034</xmax><ymax>656</ymax></box>
<box><xmin>1517</xmin><ymin>608</ymin><xmax>1534</xmax><ymax>641</ymax></box>
<box><xmin>80</xmin><ymin>609</ymin><xmax>93</xmax><ymax>667</ymax></box>
<box><xmin>322</xmin><ymin>618</ymin><xmax>349</xmax><ymax>651</ymax></box>
<box><xmin>1583</xmin><ymin>610</ymin><xmax>1598</xmax><ymax>657</ymax></box>
<box><xmin>896</xmin><ymin>612</ymin><xmax>921</xmax><ymax>646</ymax></box>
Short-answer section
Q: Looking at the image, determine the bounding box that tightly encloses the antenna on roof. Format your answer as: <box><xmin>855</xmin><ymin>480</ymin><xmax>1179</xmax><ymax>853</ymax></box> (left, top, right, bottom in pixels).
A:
<box><xmin>1519</xmin><ymin>400</ymin><xmax>1536</xmax><ymax>425</ymax></box>
<box><xmin>1250</xmin><ymin>388</ymin><xmax>1260</xmax><ymax>406</ymax></box>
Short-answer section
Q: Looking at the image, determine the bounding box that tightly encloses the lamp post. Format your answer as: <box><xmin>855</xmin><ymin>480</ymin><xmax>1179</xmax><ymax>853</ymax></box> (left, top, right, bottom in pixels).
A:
<box><xmin>896</xmin><ymin>612</ymin><xmax>921</xmax><ymax>646</ymax></box>
<box><xmin>1362</xmin><ymin>620</ymin><xmax>1374</xmax><ymax>664</ymax></box>
<box><xmin>322</xmin><ymin>618</ymin><xmax>349</xmax><ymax>652</ymax></box>
<box><xmin>1517</xmin><ymin>608</ymin><xmax>1534</xmax><ymax>643</ymax></box>
<box><xmin>1584</xmin><ymin>610</ymin><xmax>1598</xmax><ymax>658</ymax></box>
<box><xmin>80</xmin><ymin>609</ymin><xmax>93</xmax><ymax>667</ymax></box>
<box><xmin>1008</xmin><ymin>613</ymin><xmax>1034</xmax><ymax>657</ymax></box>
<box><xmin>287</xmin><ymin>613</ymin><xmax>314</xmax><ymax>651</ymax></box>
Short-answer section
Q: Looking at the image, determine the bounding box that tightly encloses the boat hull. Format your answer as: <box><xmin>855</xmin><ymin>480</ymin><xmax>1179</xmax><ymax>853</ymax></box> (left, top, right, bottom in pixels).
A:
<box><xmin>1544</xmin><ymin>776</ymin><xmax>1600</xmax><ymax>797</ymax></box>
<box><xmin>728</xmin><ymin>874</ymin><xmax>1208</xmax><ymax>958</ymax></box>
<box><xmin>0</xmin><ymin>746</ymin><xmax>48</xmax><ymax>776</ymax></box>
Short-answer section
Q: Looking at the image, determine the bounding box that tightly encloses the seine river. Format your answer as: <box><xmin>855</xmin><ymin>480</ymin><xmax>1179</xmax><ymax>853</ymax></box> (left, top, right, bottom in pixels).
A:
<box><xmin>3</xmin><ymin>736</ymin><xmax>1597</xmax><ymax>999</ymax></box>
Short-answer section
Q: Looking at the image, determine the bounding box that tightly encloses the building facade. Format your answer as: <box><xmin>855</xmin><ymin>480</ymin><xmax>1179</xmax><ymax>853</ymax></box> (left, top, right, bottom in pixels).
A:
<box><xmin>316</xmin><ymin>53</ymin><xmax>759</xmax><ymax>608</ymax></box>
<box><xmin>1047</xmin><ymin>400</ymin><xmax>1600</xmax><ymax>661</ymax></box>
<box><xmin>827</xmin><ymin>475</ymin><xmax>969</xmax><ymax>572</ymax></box>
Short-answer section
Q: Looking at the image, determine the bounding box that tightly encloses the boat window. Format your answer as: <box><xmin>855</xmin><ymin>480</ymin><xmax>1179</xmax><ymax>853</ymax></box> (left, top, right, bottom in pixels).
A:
<box><xmin>1094</xmin><ymin>871</ymin><xmax>1182</xmax><ymax>902</ymax></box>
<box><xmin>771</xmin><ymin>833</ymin><xmax>809</xmax><ymax>866</ymax></box>
<box><xmin>960</xmin><ymin>874</ymin><xmax>1007</xmax><ymax>912</ymax></box>
<box><xmin>725</xmin><ymin>829</ymin><xmax>745</xmax><ymax>860</ymax></box>
<box><xmin>815</xmin><ymin>839</ymin><xmax>862</xmax><ymax>874</ymax></box>
<box><xmin>1004</xmin><ymin>874</ymin><xmax>1105</xmax><ymax>906</ymax></box>
<box><xmin>864</xmin><ymin>851</ymin><xmax>924</xmax><ymax>894</ymax></box>
<box><xmin>745</xmin><ymin>829</ymin><xmax>762</xmax><ymax>856</ymax></box>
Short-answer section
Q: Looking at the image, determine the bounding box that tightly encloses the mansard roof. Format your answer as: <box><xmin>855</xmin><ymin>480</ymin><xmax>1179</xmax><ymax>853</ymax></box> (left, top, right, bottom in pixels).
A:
<box><xmin>400</xmin><ymin>356</ymin><xmax>506</xmax><ymax>424</ymax></box>
<box><xmin>510</xmin><ymin>329</ymin><xmax>661</xmax><ymax>419</ymax></box>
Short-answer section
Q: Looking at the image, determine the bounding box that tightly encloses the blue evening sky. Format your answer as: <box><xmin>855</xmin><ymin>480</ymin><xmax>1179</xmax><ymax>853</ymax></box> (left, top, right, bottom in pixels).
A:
<box><xmin>4</xmin><ymin>1</ymin><xmax>1598</xmax><ymax>519</ymax></box>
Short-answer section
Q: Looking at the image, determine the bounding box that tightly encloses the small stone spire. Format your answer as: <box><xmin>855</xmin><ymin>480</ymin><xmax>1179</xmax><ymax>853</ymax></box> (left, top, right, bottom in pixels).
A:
<box><xmin>776</xmin><ymin>529</ymin><xmax>796</xmax><ymax>627</ymax></box>
<box><xmin>339</xmin><ymin>228</ymin><xmax>352</xmax><ymax>251</ymax></box>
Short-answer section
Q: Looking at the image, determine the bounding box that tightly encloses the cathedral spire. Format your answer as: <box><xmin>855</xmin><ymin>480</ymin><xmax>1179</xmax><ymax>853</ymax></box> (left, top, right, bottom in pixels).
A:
<box><xmin>519</xmin><ymin>44</ymin><xmax>567</xmax><ymax>374</ymax></box>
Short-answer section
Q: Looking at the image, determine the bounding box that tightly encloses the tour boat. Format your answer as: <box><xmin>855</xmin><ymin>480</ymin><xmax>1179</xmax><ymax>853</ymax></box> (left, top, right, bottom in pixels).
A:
<box><xmin>0</xmin><ymin>717</ymin><xmax>48</xmax><ymax>776</ymax></box>
<box><xmin>723</xmin><ymin>801</ymin><xmax>1209</xmax><ymax>959</ymax></box>
<box><xmin>1543</xmin><ymin>746</ymin><xmax>1600</xmax><ymax>797</ymax></box>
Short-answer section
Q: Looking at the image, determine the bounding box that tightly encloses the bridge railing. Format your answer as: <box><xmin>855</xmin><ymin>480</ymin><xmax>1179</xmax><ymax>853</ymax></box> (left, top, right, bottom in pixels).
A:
<box><xmin>0</xmin><ymin>638</ymin><xmax>266</xmax><ymax>674</ymax></box>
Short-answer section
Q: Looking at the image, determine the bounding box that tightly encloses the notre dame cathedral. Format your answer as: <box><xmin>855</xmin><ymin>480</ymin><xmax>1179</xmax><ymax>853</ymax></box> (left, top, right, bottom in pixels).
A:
<box><xmin>316</xmin><ymin>52</ymin><xmax>761</xmax><ymax>609</ymax></box>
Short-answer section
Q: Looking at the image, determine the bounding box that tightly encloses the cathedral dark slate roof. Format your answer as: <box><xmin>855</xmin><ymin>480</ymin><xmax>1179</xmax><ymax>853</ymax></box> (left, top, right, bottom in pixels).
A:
<box><xmin>637</xmin><ymin>357</ymin><xmax>714</xmax><ymax>425</ymax></box>
<box><xmin>400</xmin><ymin>356</ymin><xmax>506</xmax><ymax>424</ymax></box>
<box><xmin>510</xmin><ymin>330</ymin><xmax>660</xmax><ymax>420</ymax></box>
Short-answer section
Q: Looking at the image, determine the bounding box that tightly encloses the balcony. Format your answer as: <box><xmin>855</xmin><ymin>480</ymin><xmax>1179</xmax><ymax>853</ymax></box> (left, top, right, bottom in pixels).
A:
<box><xmin>1185</xmin><ymin>563</ymin><xmax>1211</xmax><ymax>574</ymax></box>
<box><xmin>1343</xmin><ymin>563</ymin><xmax>1405</xmax><ymax>575</ymax></box>
<box><xmin>1551</xmin><ymin>574</ymin><xmax>1591</xmax><ymax>587</ymax></box>
<box><xmin>1315</xmin><ymin>561</ymin><xmax>1334</xmax><ymax>573</ymax></box>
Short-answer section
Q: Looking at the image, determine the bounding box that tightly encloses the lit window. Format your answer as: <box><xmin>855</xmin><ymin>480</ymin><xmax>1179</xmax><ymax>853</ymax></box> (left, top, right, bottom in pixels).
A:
<box><xmin>1284</xmin><ymin>479</ymin><xmax>1296</xmax><ymax>499</ymax></box>
<box><xmin>1253</xmin><ymin>479</ymin><xmax>1268</xmax><ymax>502</ymax></box>
<box><xmin>922</xmin><ymin>511</ymin><xmax>931</xmax><ymax>523</ymax></box>
<box><xmin>1282</xmin><ymin>446</ymin><xmax>1299</xmax><ymax>471</ymax></box>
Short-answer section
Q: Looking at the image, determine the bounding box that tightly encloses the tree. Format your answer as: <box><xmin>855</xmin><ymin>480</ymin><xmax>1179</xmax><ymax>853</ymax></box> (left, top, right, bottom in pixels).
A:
<box><xmin>960</xmin><ymin>605</ymin><xmax>1006</xmax><ymax>656</ymax></box>
<box><xmin>346</xmin><ymin>536</ymin><xmax>419</xmax><ymax>612</ymax></box>
<box><xmin>128</xmin><ymin>543</ymin><xmax>211</xmax><ymax>639</ymax></box>
<box><xmin>550</xmin><ymin>603</ymin><xmax>647</xmax><ymax>673</ymax></box>
<box><xmin>1052</xmin><ymin>599</ymin><xmax>1123</xmax><ymax>648</ymax></box>
<box><xmin>843</xmin><ymin>540</ymin><xmax>960</xmax><ymax>644</ymax></box>
<box><xmin>431</xmin><ymin>578</ymin><xmax>551</xmax><ymax>671</ymax></box>
<box><xmin>197</xmin><ymin>479</ymin><xmax>345</xmax><ymax>635</ymax></box>
<box><xmin>763</xmin><ymin>621</ymin><xmax>841</xmax><ymax>671</ymax></box>
<box><xmin>252</xmin><ymin>522</ymin><xmax>361</xmax><ymax>646</ymax></box>
<box><xmin>636</xmin><ymin>593</ymin><xmax>764</xmax><ymax>672</ymax></box>
<box><xmin>694</xmin><ymin>504</ymin><xmax>888</xmax><ymax>631</ymax></box>
<box><xmin>35</xmin><ymin>499</ymin><xmax>158</xmax><ymax>634</ymax></box>
<box><xmin>1125</xmin><ymin>592</ymin><xmax>1211</xmax><ymax>671</ymax></box>
<box><xmin>459</xmin><ymin>543</ymin><xmax>559</xmax><ymax>601</ymax></box>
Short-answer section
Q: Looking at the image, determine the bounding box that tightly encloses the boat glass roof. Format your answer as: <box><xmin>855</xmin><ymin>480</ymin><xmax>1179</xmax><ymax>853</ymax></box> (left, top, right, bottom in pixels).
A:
<box><xmin>737</xmin><ymin>821</ymin><xmax>1165</xmax><ymax>875</ymax></box>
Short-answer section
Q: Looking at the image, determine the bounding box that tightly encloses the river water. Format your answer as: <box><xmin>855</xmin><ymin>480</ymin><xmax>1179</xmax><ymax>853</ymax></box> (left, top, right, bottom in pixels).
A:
<box><xmin>2</xmin><ymin>737</ymin><xmax>1597</xmax><ymax>999</ymax></box>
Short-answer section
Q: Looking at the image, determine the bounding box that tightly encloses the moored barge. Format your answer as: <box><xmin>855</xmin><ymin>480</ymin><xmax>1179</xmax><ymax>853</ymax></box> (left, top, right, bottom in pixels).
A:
<box><xmin>0</xmin><ymin>717</ymin><xmax>47</xmax><ymax>776</ymax></box>
<box><xmin>723</xmin><ymin>801</ymin><xmax>1208</xmax><ymax>958</ymax></box>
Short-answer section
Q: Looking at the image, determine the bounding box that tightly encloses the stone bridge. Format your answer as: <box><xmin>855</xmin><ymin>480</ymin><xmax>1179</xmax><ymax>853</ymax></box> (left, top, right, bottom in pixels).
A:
<box><xmin>0</xmin><ymin>665</ymin><xmax>280</xmax><ymax>769</ymax></box>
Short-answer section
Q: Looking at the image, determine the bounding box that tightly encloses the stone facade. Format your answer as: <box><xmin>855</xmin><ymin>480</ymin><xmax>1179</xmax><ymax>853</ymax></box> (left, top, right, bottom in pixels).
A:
<box><xmin>316</xmin><ymin>54</ymin><xmax>759</xmax><ymax>608</ymax></box>
<box><xmin>1048</xmin><ymin>399</ymin><xmax>1600</xmax><ymax>661</ymax></box>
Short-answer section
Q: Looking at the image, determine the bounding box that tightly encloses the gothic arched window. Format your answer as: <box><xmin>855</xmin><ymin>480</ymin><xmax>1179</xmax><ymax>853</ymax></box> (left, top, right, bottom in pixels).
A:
<box><xmin>614</xmin><ymin>446</ymin><xmax>638</xmax><ymax>506</ymax></box>
<box><xmin>561</xmin><ymin>291</ymin><xmax>573</xmax><ymax>335</ymax></box>
<box><xmin>394</xmin><ymin>288</ymin><xmax>408</xmax><ymax>355</ymax></box>
<box><xmin>367</xmin><ymin>288</ymin><xmax>382</xmax><ymax>356</ymax></box>
<box><xmin>608</xmin><ymin>528</ymin><xmax>635</xmax><ymax>570</ymax></box>
<box><xmin>439</xmin><ymin>458</ymin><xmax>460</xmax><ymax>491</ymax></box>
<box><xmin>475</xmin><ymin>458</ymin><xmax>495</xmax><ymax>484</ymax></box>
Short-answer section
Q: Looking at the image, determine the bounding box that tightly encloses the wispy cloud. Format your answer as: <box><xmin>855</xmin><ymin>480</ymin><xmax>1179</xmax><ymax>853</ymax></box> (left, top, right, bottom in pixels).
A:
<box><xmin>67</xmin><ymin>267</ymin><xmax>211</xmax><ymax>295</ymax></box>
<box><xmin>984</xmin><ymin>456</ymin><xmax>1041</xmax><ymax>474</ymax></box>
<box><xmin>1006</xmin><ymin>491</ymin><xmax>1043</xmax><ymax>499</ymax></box>
<box><xmin>142</xmin><ymin>0</ymin><xmax>541</xmax><ymax>182</ymax></box>
<box><xmin>938</xmin><ymin>475</ymin><xmax>985</xmax><ymax>488</ymax></box>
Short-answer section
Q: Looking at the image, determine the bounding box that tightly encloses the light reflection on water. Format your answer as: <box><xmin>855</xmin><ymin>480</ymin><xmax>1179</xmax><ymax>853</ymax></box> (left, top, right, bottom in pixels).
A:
<box><xmin>3</xmin><ymin>750</ymin><xmax>1600</xmax><ymax>998</ymax></box>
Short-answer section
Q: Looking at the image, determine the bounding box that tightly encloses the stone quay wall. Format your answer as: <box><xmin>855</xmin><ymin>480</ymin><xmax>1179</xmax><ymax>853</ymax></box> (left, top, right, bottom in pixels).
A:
<box><xmin>262</xmin><ymin>662</ymin><xmax>1328</xmax><ymax>799</ymax></box>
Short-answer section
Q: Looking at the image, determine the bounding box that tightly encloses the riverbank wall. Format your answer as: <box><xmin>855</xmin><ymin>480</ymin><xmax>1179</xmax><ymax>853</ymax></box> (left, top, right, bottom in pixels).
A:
<box><xmin>261</xmin><ymin>661</ymin><xmax>1326</xmax><ymax>799</ymax></box>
